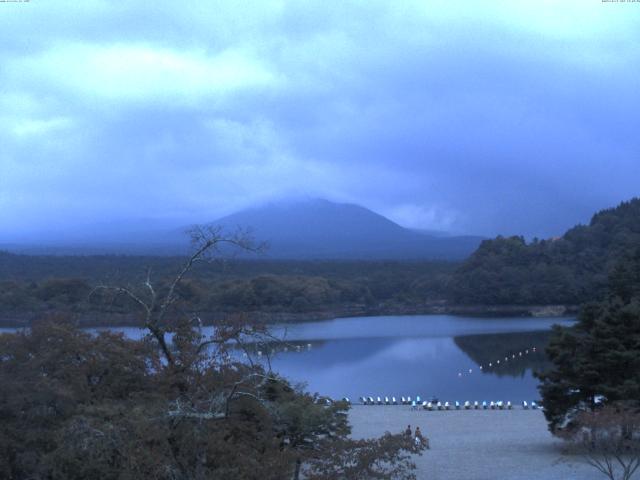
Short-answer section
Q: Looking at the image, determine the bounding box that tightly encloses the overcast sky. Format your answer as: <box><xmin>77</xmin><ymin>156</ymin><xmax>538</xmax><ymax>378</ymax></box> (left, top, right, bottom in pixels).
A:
<box><xmin>1</xmin><ymin>0</ymin><xmax>639</xmax><ymax>240</ymax></box>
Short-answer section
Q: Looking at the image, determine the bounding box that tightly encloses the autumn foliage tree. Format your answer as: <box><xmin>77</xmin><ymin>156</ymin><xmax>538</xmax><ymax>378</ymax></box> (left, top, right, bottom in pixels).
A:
<box><xmin>0</xmin><ymin>227</ymin><xmax>424</xmax><ymax>479</ymax></box>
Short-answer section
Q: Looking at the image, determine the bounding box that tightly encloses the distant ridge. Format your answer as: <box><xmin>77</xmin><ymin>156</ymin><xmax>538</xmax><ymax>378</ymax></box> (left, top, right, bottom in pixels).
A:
<box><xmin>211</xmin><ymin>198</ymin><xmax>483</xmax><ymax>260</ymax></box>
<box><xmin>0</xmin><ymin>198</ymin><xmax>483</xmax><ymax>259</ymax></box>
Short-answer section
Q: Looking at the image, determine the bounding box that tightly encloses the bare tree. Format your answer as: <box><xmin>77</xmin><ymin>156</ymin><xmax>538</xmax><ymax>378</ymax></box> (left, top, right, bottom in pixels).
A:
<box><xmin>561</xmin><ymin>404</ymin><xmax>640</xmax><ymax>480</ymax></box>
<box><xmin>91</xmin><ymin>225</ymin><xmax>265</xmax><ymax>366</ymax></box>
<box><xmin>89</xmin><ymin>225</ymin><xmax>300</xmax><ymax>424</ymax></box>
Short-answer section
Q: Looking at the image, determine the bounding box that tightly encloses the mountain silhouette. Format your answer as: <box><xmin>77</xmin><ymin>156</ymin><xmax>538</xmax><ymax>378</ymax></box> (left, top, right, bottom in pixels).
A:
<box><xmin>212</xmin><ymin>198</ymin><xmax>482</xmax><ymax>260</ymax></box>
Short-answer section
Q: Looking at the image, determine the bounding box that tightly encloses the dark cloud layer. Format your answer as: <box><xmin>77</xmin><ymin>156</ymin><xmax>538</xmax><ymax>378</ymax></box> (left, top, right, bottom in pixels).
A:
<box><xmin>1</xmin><ymin>1</ymin><xmax>639</xmax><ymax>240</ymax></box>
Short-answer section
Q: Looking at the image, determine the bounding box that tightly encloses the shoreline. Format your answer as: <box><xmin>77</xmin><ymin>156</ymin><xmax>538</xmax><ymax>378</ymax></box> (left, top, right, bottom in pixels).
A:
<box><xmin>0</xmin><ymin>304</ymin><xmax>578</xmax><ymax>328</ymax></box>
<box><xmin>348</xmin><ymin>406</ymin><xmax>600</xmax><ymax>480</ymax></box>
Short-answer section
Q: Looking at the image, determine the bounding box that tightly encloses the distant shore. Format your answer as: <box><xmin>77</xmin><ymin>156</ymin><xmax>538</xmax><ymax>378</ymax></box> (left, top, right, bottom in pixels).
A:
<box><xmin>348</xmin><ymin>406</ymin><xmax>600</xmax><ymax>480</ymax></box>
<box><xmin>0</xmin><ymin>304</ymin><xmax>578</xmax><ymax>328</ymax></box>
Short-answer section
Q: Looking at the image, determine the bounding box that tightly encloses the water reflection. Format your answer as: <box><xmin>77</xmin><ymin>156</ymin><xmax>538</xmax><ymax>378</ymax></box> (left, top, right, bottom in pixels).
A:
<box><xmin>246</xmin><ymin>316</ymin><xmax>572</xmax><ymax>402</ymax></box>
<box><xmin>454</xmin><ymin>331</ymin><xmax>551</xmax><ymax>379</ymax></box>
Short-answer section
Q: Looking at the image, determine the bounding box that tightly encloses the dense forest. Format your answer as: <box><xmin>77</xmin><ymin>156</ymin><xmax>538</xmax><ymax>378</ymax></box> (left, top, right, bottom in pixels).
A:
<box><xmin>0</xmin><ymin>256</ymin><xmax>455</xmax><ymax>325</ymax></box>
<box><xmin>449</xmin><ymin>198</ymin><xmax>640</xmax><ymax>305</ymax></box>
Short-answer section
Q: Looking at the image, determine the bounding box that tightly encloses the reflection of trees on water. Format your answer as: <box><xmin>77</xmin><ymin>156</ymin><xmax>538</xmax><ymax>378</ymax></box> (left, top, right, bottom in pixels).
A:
<box><xmin>454</xmin><ymin>330</ymin><xmax>551</xmax><ymax>378</ymax></box>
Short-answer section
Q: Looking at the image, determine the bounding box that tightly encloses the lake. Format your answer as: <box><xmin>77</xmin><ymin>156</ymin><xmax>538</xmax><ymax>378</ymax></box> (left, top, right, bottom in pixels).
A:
<box><xmin>254</xmin><ymin>315</ymin><xmax>573</xmax><ymax>403</ymax></box>
<box><xmin>2</xmin><ymin>315</ymin><xmax>574</xmax><ymax>403</ymax></box>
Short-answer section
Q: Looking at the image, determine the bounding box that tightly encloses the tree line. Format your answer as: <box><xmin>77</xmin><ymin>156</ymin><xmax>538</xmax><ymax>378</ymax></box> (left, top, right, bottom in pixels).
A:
<box><xmin>0</xmin><ymin>256</ymin><xmax>455</xmax><ymax>323</ymax></box>
<box><xmin>449</xmin><ymin>198</ymin><xmax>640</xmax><ymax>306</ymax></box>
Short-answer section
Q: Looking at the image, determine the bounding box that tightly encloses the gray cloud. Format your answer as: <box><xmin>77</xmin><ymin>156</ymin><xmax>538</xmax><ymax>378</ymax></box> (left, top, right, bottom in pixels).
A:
<box><xmin>1</xmin><ymin>0</ymin><xmax>639</xmax><ymax>241</ymax></box>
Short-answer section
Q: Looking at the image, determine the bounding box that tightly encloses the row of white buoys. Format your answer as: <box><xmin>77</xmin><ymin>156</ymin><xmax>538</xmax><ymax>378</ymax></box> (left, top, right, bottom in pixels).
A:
<box><xmin>458</xmin><ymin>347</ymin><xmax>539</xmax><ymax>377</ymax></box>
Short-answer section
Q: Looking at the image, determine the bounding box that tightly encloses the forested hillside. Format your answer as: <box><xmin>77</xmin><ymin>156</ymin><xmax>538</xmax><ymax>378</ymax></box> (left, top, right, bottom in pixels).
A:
<box><xmin>449</xmin><ymin>198</ymin><xmax>640</xmax><ymax>305</ymax></box>
<box><xmin>0</xmin><ymin>255</ymin><xmax>455</xmax><ymax>325</ymax></box>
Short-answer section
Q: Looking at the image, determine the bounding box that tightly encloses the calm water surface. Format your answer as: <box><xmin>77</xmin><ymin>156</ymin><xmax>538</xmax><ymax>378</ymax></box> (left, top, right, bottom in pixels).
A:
<box><xmin>257</xmin><ymin>315</ymin><xmax>573</xmax><ymax>403</ymax></box>
<box><xmin>3</xmin><ymin>315</ymin><xmax>574</xmax><ymax>403</ymax></box>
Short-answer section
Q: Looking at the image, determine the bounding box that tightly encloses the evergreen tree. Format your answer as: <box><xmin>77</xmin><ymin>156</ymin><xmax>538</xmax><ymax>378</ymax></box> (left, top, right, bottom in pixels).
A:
<box><xmin>537</xmin><ymin>250</ymin><xmax>640</xmax><ymax>432</ymax></box>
